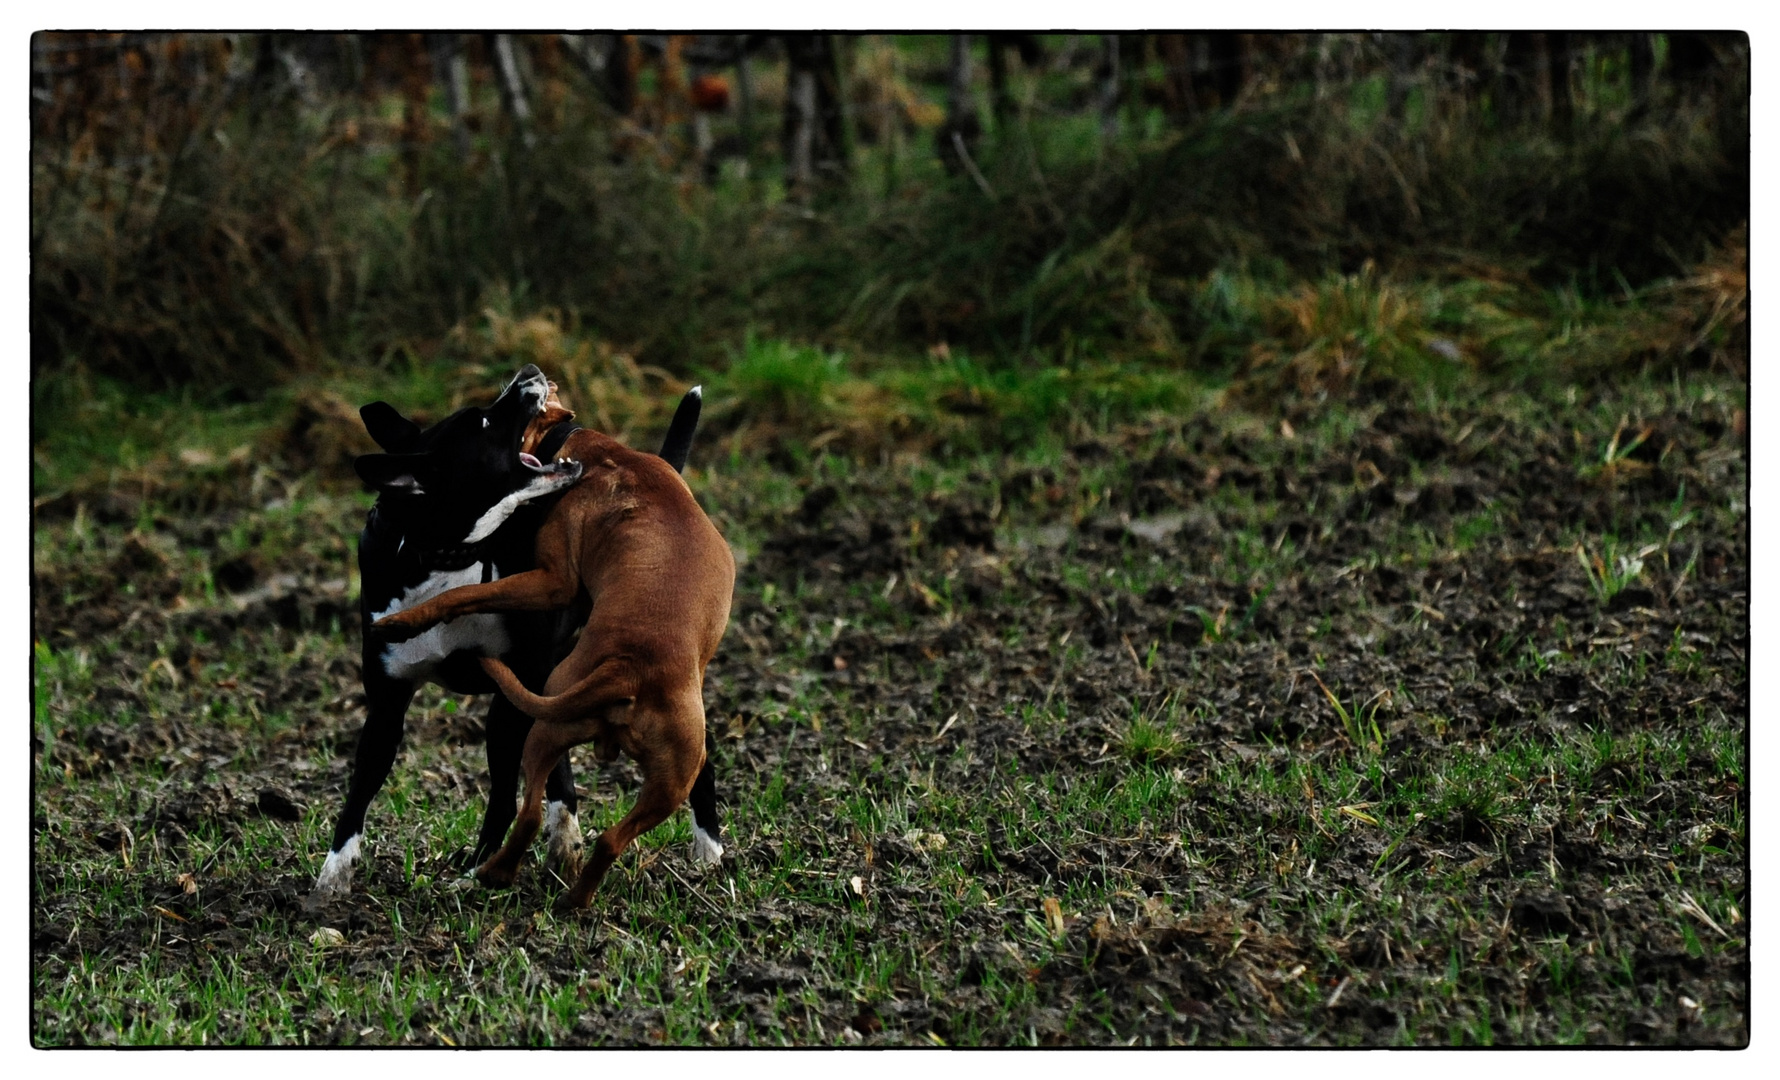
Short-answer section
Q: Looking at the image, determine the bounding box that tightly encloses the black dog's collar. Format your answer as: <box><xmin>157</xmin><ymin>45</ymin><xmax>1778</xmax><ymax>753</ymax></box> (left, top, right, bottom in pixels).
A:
<box><xmin>535</xmin><ymin>420</ymin><xmax>581</xmax><ymax>461</ymax></box>
<box><xmin>415</xmin><ymin>541</ymin><xmax>494</xmax><ymax>573</ymax></box>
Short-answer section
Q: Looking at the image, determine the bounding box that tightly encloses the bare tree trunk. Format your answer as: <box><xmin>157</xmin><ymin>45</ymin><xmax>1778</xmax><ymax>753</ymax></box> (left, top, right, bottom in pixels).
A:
<box><xmin>429</xmin><ymin>33</ymin><xmax>472</xmax><ymax>161</ymax></box>
<box><xmin>949</xmin><ymin>34</ymin><xmax>980</xmax><ymax>145</ymax></box>
<box><xmin>1666</xmin><ymin>32</ymin><xmax>1724</xmax><ymax>106</ymax></box>
<box><xmin>948</xmin><ymin>34</ymin><xmax>974</xmax><ymax>128</ymax></box>
<box><xmin>1547</xmin><ymin>31</ymin><xmax>1573</xmax><ymax>134</ymax></box>
<box><xmin>1384</xmin><ymin>33</ymin><xmax>1416</xmax><ymax>121</ymax></box>
<box><xmin>398</xmin><ymin>33</ymin><xmax>432</xmax><ymax>196</ymax></box>
<box><xmin>1628</xmin><ymin>32</ymin><xmax>1655</xmax><ymax>118</ymax></box>
<box><xmin>1499</xmin><ymin>32</ymin><xmax>1547</xmax><ymax>126</ymax></box>
<box><xmin>243</xmin><ymin>32</ymin><xmax>282</xmax><ymax>123</ymax></box>
<box><xmin>1446</xmin><ymin>32</ymin><xmax>1489</xmax><ymax>107</ymax></box>
<box><xmin>609</xmin><ymin>35</ymin><xmax>638</xmax><ymax>117</ymax></box>
<box><xmin>1158</xmin><ymin>33</ymin><xmax>1195</xmax><ymax>119</ymax></box>
<box><xmin>558</xmin><ymin>33</ymin><xmax>603</xmax><ymax>79</ymax></box>
<box><xmin>816</xmin><ymin>34</ymin><xmax>853</xmax><ymax>180</ymax></box>
<box><xmin>781</xmin><ymin>35</ymin><xmax>849</xmax><ymax>190</ymax></box>
<box><xmin>988</xmin><ymin>36</ymin><xmax>1011</xmax><ymax>135</ymax></box>
<box><xmin>788</xmin><ymin>66</ymin><xmax>816</xmax><ymax>193</ymax></box>
<box><xmin>558</xmin><ymin>33</ymin><xmax>607</xmax><ymax>110</ymax></box>
<box><xmin>936</xmin><ymin>34</ymin><xmax>982</xmax><ymax>173</ymax></box>
<box><xmin>1123</xmin><ymin>35</ymin><xmax>1145</xmax><ymax>118</ymax></box>
<box><xmin>1206</xmin><ymin>33</ymin><xmax>1244</xmax><ymax>109</ymax></box>
<box><xmin>336</xmin><ymin>33</ymin><xmax>365</xmax><ymax>101</ymax></box>
<box><xmin>1095</xmin><ymin>33</ymin><xmax>1120</xmax><ymax>137</ymax></box>
<box><xmin>882</xmin><ymin>37</ymin><xmax>901</xmax><ymax>196</ymax></box>
<box><xmin>491</xmin><ymin>33</ymin><xmax>535</xmax><ymax>148</ymax></box>
<box><xmin>735</xmin><ymin>38</ymin><xmax>754</xmax><ymax>171</ymax></box>
<box><xmin>1310</xmin><ymin>34</ymin><xmax>1335</xmax><ymax>102</ymax></box>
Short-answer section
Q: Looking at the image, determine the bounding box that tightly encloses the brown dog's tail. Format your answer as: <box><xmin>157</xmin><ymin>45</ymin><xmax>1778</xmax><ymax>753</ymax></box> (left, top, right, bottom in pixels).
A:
<box><xmin>480</xmin><ymin>655</ymin><xmax>636</xmax><ymax>724</ymax></box>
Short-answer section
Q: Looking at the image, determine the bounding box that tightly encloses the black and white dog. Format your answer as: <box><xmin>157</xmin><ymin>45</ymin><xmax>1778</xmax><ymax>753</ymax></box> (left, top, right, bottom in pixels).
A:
<box><xmin>309</xmin><ymin>365</ymin><xmax>701</xmax><ymax>907</ymax></box>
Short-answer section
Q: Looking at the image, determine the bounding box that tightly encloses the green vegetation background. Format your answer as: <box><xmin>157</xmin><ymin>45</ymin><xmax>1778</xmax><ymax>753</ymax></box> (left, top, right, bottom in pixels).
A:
<box><xmin>31</xmin><ymin>34</ymin><xmax>1748</xmax><ymax>486</ymax></box>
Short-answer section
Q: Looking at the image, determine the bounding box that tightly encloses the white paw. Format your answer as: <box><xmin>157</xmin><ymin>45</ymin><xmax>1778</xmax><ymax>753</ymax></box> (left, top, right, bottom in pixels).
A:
<box><xmin>543</xmin><ymin>801</ymin><xmax>586</xmax><ymax>876</ymax></box>
<box><xmin>691</xmin><ymin>826</ymin><xmax>724</xmax><ymax>867</ymax></box>
<box><xmin>309</xmin><ymin>835</ymin><xmax>362</xmax><ymax>905</ymax></box>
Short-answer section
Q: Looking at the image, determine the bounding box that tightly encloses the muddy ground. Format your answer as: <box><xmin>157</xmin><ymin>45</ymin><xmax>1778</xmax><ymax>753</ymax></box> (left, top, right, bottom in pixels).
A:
<box><xmin>32</xmin><ymin>381</ymin><xmax>1748</xmax><ymax>1045</ymax></box>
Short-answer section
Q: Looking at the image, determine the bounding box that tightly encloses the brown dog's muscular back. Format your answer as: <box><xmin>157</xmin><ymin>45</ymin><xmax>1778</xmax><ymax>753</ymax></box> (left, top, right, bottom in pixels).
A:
<box><xmin>544</xmin><ymin>431</ymin><xmax>735</xmax><ymax>689</ymax></box>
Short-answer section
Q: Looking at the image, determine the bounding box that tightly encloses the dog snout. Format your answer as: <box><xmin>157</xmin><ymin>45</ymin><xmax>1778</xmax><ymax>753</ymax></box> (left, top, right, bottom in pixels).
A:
<box><xmin>501</xmin><ymin>365</ymin><xmax>550</xmax><ymax>408</ymax></box>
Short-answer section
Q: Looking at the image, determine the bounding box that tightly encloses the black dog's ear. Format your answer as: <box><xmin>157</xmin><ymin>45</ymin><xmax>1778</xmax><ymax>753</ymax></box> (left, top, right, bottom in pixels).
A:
<box><xmin>354</xmin><ymin>453</ymin><xmax>427</xmax><ymax>495</ymax></box>
<box><xmin>361</xmin><ymin>402</ymin><xmax>424</xmax><ymax>453</ymax></box>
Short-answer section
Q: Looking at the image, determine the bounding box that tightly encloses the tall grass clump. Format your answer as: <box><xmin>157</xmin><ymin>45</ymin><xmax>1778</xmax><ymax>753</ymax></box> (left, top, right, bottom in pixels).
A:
<box><xmin>722</xmin><ymin>336</ymin><xmax>850</xmax><ymax>423</ymax></box>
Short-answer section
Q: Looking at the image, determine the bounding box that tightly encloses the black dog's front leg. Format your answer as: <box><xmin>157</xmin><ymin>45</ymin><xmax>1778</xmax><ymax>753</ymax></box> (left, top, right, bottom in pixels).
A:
<box><xmin>309</xmin><ymin>673</ymin><xmax>414</xmax><ymax>908</ymax></box>
<box><xmin>475</xmin><ymin>694</ymin><xmax>581</xmax><ymax>873</ymax></box>
<box><xmin>476</xmin><ymin>689</ymin><xmax>527</xmax><ymax>866</ymax></box>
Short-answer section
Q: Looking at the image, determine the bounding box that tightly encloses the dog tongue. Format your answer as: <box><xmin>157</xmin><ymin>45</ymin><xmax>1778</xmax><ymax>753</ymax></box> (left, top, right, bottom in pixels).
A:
<box><xmin>520</xmin><ymin>453</ymin><xmax>543</xmax><ymax>469</ymax></box>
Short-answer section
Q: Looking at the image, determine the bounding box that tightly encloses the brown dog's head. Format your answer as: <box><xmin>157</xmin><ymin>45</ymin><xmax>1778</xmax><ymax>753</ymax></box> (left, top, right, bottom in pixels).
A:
<box><xmin>519</xmin><ymin>380</ymin><xmax>575</xmax><ymax>458</ymax></box>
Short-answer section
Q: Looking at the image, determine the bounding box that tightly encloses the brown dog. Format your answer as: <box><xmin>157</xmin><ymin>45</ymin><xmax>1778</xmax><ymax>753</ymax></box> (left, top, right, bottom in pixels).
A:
<box><xmin>369</xmin><ymin>427</ymin><xmax>735</xmax><ymax>909</ymax></box>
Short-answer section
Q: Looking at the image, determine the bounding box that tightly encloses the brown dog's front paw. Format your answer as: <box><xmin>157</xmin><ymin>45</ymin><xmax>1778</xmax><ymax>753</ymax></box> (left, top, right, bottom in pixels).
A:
<box><xmin>368</xmin><ymin>612</ymin><xmax>424</xmax><ymax>643</ymax></box>
<box><xmin>551</xmin><ymin>889</ymin><xmax>594</xmax><ymax>917</ymax></box>
<box><xmin>474</xmin><ymin>858</ymin><xmax>520</xmax><ymax>890</ymax></box>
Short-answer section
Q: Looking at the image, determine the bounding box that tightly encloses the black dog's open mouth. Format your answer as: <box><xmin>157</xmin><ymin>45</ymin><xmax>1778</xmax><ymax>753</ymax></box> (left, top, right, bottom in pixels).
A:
<box><xmin>519</xmin><ymin>380</ymin><xmax>576</xmax><ymax>460</ymax></box>
<box><xmin>520</xmin><ymin>451</ymin><xmax>580</xmax><ymax>477</ymax></box>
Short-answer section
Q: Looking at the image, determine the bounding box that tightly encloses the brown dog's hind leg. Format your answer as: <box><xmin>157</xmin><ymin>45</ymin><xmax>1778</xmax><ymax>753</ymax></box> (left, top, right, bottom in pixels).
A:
<box><xmin>558</xmin><ymin>724</ymin><xmax>705</xmax><ymax>910</ymax></box>
<box><xmin>472</xmin><ymin>745</ymin><xmax>545</xmax><ymax>889</ymax></box>
<box><xmin>475</xmin><ymin>715</ymin><xmax>589</xmax><ymax>889</ymax></box>
<box><xmin>473</xmin><ymin>661</ymin><xmax>636</xmax><ymax>890</ymax></box>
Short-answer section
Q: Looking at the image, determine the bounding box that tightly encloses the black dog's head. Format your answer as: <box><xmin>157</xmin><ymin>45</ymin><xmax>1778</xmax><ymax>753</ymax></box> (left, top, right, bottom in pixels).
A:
<box><xmin>354</xmin><ymin>365</ymin><xmax>583</xmax><ymax>549</ymax></box>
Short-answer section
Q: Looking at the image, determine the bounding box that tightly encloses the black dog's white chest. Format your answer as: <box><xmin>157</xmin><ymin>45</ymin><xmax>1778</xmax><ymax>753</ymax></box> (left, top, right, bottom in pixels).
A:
<box><xmin>372</xmin><ymin>562</ymin><xmax>510</xmax><ymax>681</ymax></box>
